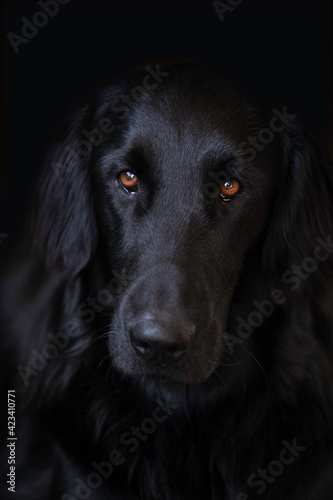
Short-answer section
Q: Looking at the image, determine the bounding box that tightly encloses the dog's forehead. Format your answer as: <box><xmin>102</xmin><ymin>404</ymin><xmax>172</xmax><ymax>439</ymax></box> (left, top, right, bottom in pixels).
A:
<box><xmin>127</xmin><ymin>83</ymin><xmax>261</xmax><ymax>165</ymax></box>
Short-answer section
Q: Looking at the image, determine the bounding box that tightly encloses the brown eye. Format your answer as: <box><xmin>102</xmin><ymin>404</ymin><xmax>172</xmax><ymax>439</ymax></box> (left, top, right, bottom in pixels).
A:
<box><xmin>219</xmin><ymin>179</ymin><xmax>241</xmax><ymax>201</ymax></box>
<box><xmin>119</xmin><ymin>171</ymin><xmax>138</xmax><ymax>192</ymax></box>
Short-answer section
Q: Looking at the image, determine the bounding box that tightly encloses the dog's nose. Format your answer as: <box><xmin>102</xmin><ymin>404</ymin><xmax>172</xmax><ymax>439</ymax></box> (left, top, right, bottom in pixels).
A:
<box><xmin>129</xmin><ymin>314</ymin><xmax>195</xmax><ymax>362</ymax></box>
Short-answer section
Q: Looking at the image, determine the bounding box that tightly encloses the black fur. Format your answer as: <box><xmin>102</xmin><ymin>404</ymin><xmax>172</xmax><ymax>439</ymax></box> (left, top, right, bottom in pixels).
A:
<box><xmin>1</xmin><ymin>62</ymin><xmax>333</xmax><ymax>500</ymax></box>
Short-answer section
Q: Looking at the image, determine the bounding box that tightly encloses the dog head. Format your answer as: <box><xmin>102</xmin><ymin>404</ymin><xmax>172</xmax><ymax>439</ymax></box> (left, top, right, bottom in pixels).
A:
<box><xmin>32</xmin><ymin>63</ymin><xmax>333</xmax><ymax>385</ymax></box>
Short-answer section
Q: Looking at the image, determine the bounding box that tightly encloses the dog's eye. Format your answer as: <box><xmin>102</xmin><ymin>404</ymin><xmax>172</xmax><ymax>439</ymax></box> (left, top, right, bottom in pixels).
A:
<box><xmin>219</xmin><ymin>179</ymin><xmax>241</xmax><ymax>202</ymax></box>
<box><xmin>119</xmin><ymin>171</ymin><xmax>138</xmax><ymax>193</ymax></box>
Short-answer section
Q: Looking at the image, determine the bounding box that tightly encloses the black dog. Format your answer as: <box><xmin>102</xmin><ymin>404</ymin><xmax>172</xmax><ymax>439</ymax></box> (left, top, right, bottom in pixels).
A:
<box><xmin>1</xmin><ymin>62</ymin><xmax>333</xmax><ymax>500</ymax></box>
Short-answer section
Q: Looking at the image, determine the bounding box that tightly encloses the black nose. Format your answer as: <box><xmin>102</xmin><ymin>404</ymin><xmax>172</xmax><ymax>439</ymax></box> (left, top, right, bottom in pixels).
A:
<box><xmin>129</xmin><ymin>313</ymin><xmax>195</xmax><ymax>362</ymax></box>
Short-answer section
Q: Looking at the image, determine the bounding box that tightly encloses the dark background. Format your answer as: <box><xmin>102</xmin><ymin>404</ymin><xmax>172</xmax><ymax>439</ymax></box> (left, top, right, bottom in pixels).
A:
<box><xmin>1</xmin><ymin>0</ymin><xmax>332</xmax><ymax>238</ymax></box>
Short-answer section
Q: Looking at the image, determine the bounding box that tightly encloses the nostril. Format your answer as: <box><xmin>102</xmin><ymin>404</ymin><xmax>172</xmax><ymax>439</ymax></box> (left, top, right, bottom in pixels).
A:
<box><xmin>129</xmin><ymin>330</ymin><xmax>155</xmax><ymax>360</ymax></box>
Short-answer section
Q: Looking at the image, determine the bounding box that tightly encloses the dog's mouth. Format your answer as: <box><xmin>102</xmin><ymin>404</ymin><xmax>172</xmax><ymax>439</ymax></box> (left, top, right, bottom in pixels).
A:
<box><xmin>109</xmin><ymin>311</ymin><xmax>226</xmax><ymax>385</ymax></box>
<box><xmin>130</xmin><ymin>357</ymin><xmax>216</xmax><ymax>385</ymax></box>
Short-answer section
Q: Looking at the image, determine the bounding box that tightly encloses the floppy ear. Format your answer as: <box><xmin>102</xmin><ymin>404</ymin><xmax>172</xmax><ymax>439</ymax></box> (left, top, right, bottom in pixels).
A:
<box><xmin>262</xmin><ymin>115</ymin><xmax>333</xmax><ymax>298</ymax></box>
<box><xmin>32</xmin><ymin>99</ymin><xmax>99</xmax><ymax>274</ymax></box>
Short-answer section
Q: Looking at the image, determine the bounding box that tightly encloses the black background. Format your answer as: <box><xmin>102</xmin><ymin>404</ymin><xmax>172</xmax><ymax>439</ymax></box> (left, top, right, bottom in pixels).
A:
<box><xmin>1</xmin><ymin>0</ymin><xmax>332</xmax><ymax>237</ymax></box>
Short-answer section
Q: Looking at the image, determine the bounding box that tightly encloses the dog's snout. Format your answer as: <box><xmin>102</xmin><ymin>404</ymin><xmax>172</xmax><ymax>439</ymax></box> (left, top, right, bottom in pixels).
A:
<box><xmin>129</xmin><ymin>314</ymin><xmax>195</xmax><ymax>363</ymax></box>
